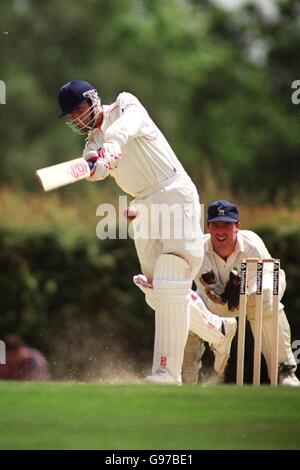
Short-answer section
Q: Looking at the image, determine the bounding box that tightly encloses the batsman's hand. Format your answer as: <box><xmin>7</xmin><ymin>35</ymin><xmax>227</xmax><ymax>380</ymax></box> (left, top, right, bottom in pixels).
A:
<box><xmin>98</xmin><ymin>141</ymin><xmax>121</xmax><ymax>169</ymax></box>
<box><xmin>224</xmin><ymin>269</ymin><xmax>241</xmax><ymax>311</ymax></box>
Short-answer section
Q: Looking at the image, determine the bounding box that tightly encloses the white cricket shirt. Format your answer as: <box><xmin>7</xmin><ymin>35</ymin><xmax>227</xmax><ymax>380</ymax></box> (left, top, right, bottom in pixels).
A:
<box><xmin>82</xmin><ymin>92</ymin><xmax>187</xmax><ymax>197</ymax></box>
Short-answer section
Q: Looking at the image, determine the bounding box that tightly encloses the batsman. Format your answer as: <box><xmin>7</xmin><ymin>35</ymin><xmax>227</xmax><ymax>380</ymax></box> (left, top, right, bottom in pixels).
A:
<box><xmin>183</xmin><ymin>200</ymin><xmax>299</xmax><ymax>386</ymax></box>
<box><xmin>57</xmin><ymin>80</ymin><xmax>237</xmax><ymax>384</ymax></box>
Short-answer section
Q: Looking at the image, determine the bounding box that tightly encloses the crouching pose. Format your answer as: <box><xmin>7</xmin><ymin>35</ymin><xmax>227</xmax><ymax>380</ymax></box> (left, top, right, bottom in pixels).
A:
<box><xmin>183</xmin><ymin>200</ymin><xmax>299</xmax><ymax>387</ymax></box>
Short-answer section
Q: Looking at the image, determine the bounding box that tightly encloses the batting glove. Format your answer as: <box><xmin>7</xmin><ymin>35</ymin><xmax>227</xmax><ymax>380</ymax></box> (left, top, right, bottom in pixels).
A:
<box><xmin>98</xmin><ymin>141</ymin><xmax>122</xmax><ymax>170</ymax></box>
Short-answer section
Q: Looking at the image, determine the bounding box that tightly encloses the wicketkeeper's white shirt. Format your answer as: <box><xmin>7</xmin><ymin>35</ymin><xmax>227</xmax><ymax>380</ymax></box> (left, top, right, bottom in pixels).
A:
<box><xmin>82</xmin><ymin>92</ymin><xmax>187</xmax><ymax>197</ymax></box>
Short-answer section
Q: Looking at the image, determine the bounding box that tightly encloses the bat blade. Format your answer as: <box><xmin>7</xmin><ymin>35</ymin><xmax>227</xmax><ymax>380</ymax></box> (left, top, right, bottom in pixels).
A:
<box><xmin>35</xmin><ymin>157</ymin><xmax>91</xmax><ymax>191</ymax></box>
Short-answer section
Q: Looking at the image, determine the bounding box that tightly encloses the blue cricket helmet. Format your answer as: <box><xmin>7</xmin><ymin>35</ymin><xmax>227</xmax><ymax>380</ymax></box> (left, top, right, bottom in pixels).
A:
<box><xmin>58</xmin><ymin>80</ymin><xmax>95</xmax><ymax>116</ymax></box>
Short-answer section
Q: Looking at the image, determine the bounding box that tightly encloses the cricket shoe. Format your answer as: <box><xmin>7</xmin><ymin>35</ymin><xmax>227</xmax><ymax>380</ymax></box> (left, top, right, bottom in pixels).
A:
<box><xmin>213</xmin><ymin>318</ymin><xmax>237</xmax><ymax>374</ymax></box>
<box><xmin>145</xmin><ymin>368</ymin><xmax>182</xmax><ymax>385</ymax></box>
<box><xmin>278</xmin><ymin>366</ymin><xmax>300</xmax><ymax>387</ymax></box>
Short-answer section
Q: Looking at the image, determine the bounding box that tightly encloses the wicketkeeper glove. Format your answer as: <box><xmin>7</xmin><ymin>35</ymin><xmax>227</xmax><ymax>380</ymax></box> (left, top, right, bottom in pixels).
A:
<box><xmin>224</xmin><ymin>269</ymin><xmax>241</xmax><ymax>311</ymax></box>
<box><xmin>199</xmin><ymin>270</ymin><xmax>227</xmax><ymax>305</ymax></box>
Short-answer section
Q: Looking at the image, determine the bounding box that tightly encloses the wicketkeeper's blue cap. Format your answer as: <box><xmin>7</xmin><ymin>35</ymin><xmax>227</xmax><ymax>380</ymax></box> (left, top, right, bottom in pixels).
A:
<box><xmin>207</xmin><ymin>200</ymin><xmax>239</xmax><ymax>223</ymax></box>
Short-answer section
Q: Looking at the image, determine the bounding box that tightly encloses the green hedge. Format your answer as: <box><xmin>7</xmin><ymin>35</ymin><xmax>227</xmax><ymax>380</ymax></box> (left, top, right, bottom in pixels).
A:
<box><xmin>0</xmin><ymin>225</ymin><xmax>299</xmax><ymax>381</ymax></box>
<box><xmin>0</xmin><ymin>228</ymin><xmax>154</xmax><ymax>380</ymax></box>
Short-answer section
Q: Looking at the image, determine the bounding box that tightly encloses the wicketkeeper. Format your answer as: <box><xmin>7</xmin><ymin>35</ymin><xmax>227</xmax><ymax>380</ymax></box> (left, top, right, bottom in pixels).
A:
<box><xmin>183</xmin><ymin>200</ymin><xmax>299</xmax><ymax>386</ymax></box>
<box><xmin>58</xmin><ymin>80</ymin><xmax>237</xmax><ymax>384</ymax></box>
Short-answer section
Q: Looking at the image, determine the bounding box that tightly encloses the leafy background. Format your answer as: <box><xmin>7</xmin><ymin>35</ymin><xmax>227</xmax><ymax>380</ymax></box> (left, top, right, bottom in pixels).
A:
<box><xmin>0</xmin><ymin>0</ymin><xmax>299</xmax><ymax>381</ymax></box>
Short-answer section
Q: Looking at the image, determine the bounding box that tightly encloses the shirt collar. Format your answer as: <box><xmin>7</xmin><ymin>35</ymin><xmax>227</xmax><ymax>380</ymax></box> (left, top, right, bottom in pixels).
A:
<box><xmin>235</xmin><ymin>232</ymin><xmax>244</xmax><ymax>254</ymax></box>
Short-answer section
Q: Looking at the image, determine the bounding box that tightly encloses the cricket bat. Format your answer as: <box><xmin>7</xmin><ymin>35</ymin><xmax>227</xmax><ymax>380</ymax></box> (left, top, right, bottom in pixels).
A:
<box><xmin>35</xmin><ymin>157</ymin><xmax>91</xmax><ymax>191</ymax></box>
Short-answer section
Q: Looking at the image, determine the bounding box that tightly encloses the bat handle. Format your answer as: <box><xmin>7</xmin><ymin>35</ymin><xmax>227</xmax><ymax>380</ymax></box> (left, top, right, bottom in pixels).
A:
<box><xmin>87</xmin><ymin>160</ymin><xmax>96</xmax><ymax>170</ymax></box>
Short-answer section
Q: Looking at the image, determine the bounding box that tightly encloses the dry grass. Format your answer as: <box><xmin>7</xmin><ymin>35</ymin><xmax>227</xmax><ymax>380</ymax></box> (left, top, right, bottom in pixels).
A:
<box><xmin>0</xmin><ymin>184</ymin><xmax>120</xmax><ymax>241</ymax></box>
<box><xmin>0</xmin><ymin>186</ymin><xmax>299</xmax><ymax>239</ymax></box>
<box><xmin>236</xmin><ymin>203</ymin><xmax>300</xmax><ymax>230</ymax></box>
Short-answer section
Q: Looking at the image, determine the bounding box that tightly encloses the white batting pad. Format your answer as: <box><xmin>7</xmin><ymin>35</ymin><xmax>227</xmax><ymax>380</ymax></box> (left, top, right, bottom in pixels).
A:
<box><xmin>134</xmin><ymin>273</ymin><xmax>229</xmax><ymax>354</ymax></box>
<box><xmin>189</xmin><ymin>293</ymin><xmax>225</xmax><ymax>345</ymax></box>
<box><xmin>152</xmin><ymin>254</ymin><xmax>192</xmax><ymax>380</ymax></box>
